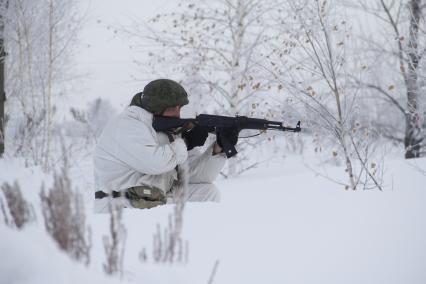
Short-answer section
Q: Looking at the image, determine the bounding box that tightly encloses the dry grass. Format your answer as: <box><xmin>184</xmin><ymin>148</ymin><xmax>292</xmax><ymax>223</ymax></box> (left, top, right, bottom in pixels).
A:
<box><xmin>0</xmin><ymin>180</ymin><xmax>35</xmax><ymax>229</ymax></box>
<box><xmin>40</xmin><ymin>166</ymin><xmax>91</xmax><ymax>265</ymax></box>
<box><xmin>103</xmin><ymin>204</ymin><xmax>126</xmax><ymax>277</ymax></box>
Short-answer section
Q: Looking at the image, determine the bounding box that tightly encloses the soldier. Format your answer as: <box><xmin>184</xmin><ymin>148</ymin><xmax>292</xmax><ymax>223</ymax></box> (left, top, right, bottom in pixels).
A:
<box><xmin>93</xmin><ymin>79</ymin><xmax>238</xmax><ymax>213</ymax></box>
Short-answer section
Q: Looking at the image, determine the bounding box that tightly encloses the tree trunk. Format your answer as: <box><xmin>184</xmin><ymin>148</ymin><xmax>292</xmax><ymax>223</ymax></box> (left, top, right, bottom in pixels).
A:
<box><xmin>227</xmin><ymin>0</ymin><xmax>245</xmax><ymax>176</ymax></box>
<box><xmin>0</xmin><ymin>50</ymin><xmax>4</xmax><ymax>157</ymax></box>
<box><xmin>0</xmin><ymin>1</ymin><xmax>6</xmax><ymax>158</ymax></box>
<box><xmin>43</xmin><ymin>0</ymin><xmax>54</xmax><ymax>170</ymax></box>
<box><xmin>404</xmin><ymin>0</ymin><xmax>422</xmax><ymax>159</ymax></box>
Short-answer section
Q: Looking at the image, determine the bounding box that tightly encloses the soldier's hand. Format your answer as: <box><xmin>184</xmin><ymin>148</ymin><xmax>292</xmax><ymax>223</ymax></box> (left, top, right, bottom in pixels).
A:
<box><xmin>216</xmin><ymin>127</ymin><xmax>239</xmax><ymax>148</ymax></box>
<box><xmin>181</xmin><ymin>125</ymin><xmax>209</xmax><ymax>150</ymax></box>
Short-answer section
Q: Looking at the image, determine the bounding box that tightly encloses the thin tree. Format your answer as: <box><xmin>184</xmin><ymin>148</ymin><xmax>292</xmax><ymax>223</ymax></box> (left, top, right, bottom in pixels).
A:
<box><xmin>265</xmin><ymin>0</ymin><xmax>383</xmax><ymax>189</ymax></box>
<box><xmin>127</xmin><ymin>0</ymin><xmax>283</xmax><ymax>175</ymax></box>
<box><xmin>0</xmin><ymin>0</ymin><xmax>8</xmax><ymax>158</ymax></box>
<box><xmin>2</xmin><ymin>0</ymin><xmax>83</xmax><ymax>168</ymax></box>
<box><xmin>352</xmin><ymin>0</ymin><xmax>425</xmax><ymax>158</ymax></box>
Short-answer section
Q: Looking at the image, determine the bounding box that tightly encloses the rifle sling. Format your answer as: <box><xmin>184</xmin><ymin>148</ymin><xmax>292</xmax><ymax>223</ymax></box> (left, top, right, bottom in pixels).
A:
<box><xmin>95</xmin><ymin>190</ymin><xmax>128</xmax><ymax>199</ymax></box>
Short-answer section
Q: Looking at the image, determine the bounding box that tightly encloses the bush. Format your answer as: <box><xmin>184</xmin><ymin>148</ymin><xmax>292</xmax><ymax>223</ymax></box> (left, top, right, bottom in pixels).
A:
<box><xmin>0</xmin><ymin>180</ymin><xmax>35</xmax><ymax>229</ymax></box>
<box><xmin>40</xmin><ymin>166</ymin><xmax>91</xmax><ymax>265</ymax></box>
<box><xmin>103</xmin><ymin>204</ymin><xmax>126</xmax><ymax>276</ymax></box>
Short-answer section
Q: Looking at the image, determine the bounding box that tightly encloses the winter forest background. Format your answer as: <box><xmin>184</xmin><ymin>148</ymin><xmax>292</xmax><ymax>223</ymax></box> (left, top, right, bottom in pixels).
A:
<box><xmin>0</xmin><ymin>0</ymin><xmax>425</xmax><ymax>283</ymax></box>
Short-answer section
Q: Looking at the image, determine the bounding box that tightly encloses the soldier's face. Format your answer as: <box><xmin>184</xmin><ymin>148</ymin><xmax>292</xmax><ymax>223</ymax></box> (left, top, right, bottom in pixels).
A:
<box><xmin>162</xmin><ymin>105</ymin><xmax>181</xmax><ymax>118</ymax></box>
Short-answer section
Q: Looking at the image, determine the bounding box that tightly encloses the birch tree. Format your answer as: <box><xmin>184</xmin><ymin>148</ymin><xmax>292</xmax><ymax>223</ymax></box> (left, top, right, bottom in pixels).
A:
<box><xmin>352</xmin><ymin>0</ymin><xmax>426</xmax><ymax>158</ymax></box>
<box><xmin>0</xmin><ymin>0</ymin><xmax>7</xmax><ymax>158</ymax></box>
<box><xmin>127</xmin><ymin>0</ymin><xmax>285</xmax><ymax>175</ymax></box>
<box><xmin>4</xmin><ymin>0</ymin><xmax>82</xmax><ymax>169</ymax></box>
<box><xmin>265</xmin><ymin>0</ymin><xmax>383</xmax><ymax>190</ymax></box>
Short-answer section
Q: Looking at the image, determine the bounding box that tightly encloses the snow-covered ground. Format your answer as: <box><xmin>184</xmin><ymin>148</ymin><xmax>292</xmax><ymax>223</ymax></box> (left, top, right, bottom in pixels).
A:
<box><xmin>2</xmin><ymin>1</ymin><xmax>426</xmax><ymax>283</ymax></box>
<box><xmin>1</xmin><ymin>154</ymin><xmax>425</xmax><ymax>284</ymax></box>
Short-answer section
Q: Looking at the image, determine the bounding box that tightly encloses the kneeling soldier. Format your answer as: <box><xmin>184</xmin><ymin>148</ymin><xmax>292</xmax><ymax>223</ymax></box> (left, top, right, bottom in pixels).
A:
<box><xmin>93</xmin><ymin>79</ymin><xmax>238</xmax><ymax>213</ymax></box>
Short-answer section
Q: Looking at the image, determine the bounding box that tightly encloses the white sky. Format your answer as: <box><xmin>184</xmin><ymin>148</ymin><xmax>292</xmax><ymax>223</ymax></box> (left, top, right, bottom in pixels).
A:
<box><xmin>74</xmin><ymin>0</ymin><xmax>176</xmax><ymax>110</ymax></box>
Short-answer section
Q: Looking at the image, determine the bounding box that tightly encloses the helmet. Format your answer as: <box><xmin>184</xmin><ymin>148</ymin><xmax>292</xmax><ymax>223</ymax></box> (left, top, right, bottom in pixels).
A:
<box><xmin>131</xmin><ymin>79</ymin><xmax>189</xmax><ymax>114</ymax></box>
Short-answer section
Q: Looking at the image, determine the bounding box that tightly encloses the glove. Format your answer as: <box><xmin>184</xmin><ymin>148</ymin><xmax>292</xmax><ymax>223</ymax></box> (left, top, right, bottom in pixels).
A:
<box><xmin>181</xmin><ymin>125</ymin><xmax>209</xmax><ymax>150</ymax></box>
<box><xmin>216</xmin><ymin>127</ymin><xmax>239</xmax><ymax>149</ymax></box>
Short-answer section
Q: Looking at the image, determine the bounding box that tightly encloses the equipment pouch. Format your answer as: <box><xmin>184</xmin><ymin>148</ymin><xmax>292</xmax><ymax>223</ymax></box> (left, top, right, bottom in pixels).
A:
<box><xmin>126</xmin><ymin>185</ymin><xmax>166</xmax><ymax>209</ymax></box>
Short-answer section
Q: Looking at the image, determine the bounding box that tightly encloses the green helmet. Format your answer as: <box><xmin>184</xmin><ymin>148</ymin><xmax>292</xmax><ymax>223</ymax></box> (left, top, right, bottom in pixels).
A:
<box><xmin>130</xmin><ymin>79</ymin><xmax>189</xmax><ymax>114</ymax></box>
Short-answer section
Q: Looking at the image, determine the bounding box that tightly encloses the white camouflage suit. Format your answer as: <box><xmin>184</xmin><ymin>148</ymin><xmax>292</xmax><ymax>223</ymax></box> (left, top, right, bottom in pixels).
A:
<box><xmin>93</xmin><ymin>106</ymin><xmax>226</xmax><ymax>213</ymax></box>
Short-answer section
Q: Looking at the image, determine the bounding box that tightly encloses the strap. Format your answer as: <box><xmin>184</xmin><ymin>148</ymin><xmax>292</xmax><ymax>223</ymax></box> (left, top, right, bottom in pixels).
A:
<box><xmin>95</xmin><ymin>190</ymin><xmax>123</xmax><ymax>199</ymax></box>
<box><xmin>95</xmin><ymin>191</ymin><xmax>108</xmax><ymax>199</ymax></box>
<box><xmin>166</xmin><ymin>131</ymin><xmax>175</xmax><ymax>142</ymax></box>
<box><xmin>165</xmin><ymin>132</ymin><xmax>179</xmax><ymax>174</ymax></box>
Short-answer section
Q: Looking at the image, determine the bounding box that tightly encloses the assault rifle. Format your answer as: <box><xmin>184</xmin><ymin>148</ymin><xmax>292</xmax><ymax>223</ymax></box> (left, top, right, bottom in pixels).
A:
<box><xmin>153</xmin><ymin>114</ymin><xmax>301</xmax><ymax>158</ymax></box>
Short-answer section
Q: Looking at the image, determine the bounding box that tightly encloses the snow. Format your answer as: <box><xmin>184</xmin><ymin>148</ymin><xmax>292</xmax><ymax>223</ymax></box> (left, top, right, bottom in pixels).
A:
<box><xmin>2</xmin><ymin>155</ymin><xmax>425</xmax><ymax>284</ymax></box>
<box><xmin>211</xmin><ymin>158</ymin><xmax>426</xmax><ymax>284</ymax></box>
<box><xmin>2</xmin><ymin>0</ymin><xmax>426</xmax><ymax>283</ymax></box>
<box><xmin>0</xmin><ymin>226</ymin><xmax>117</xmax><ymax>284</ymax></box>
<box><xmin>74</xmin><ymin>0</ymin><xmax>177</xmax><ymax>110</ymax></box>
